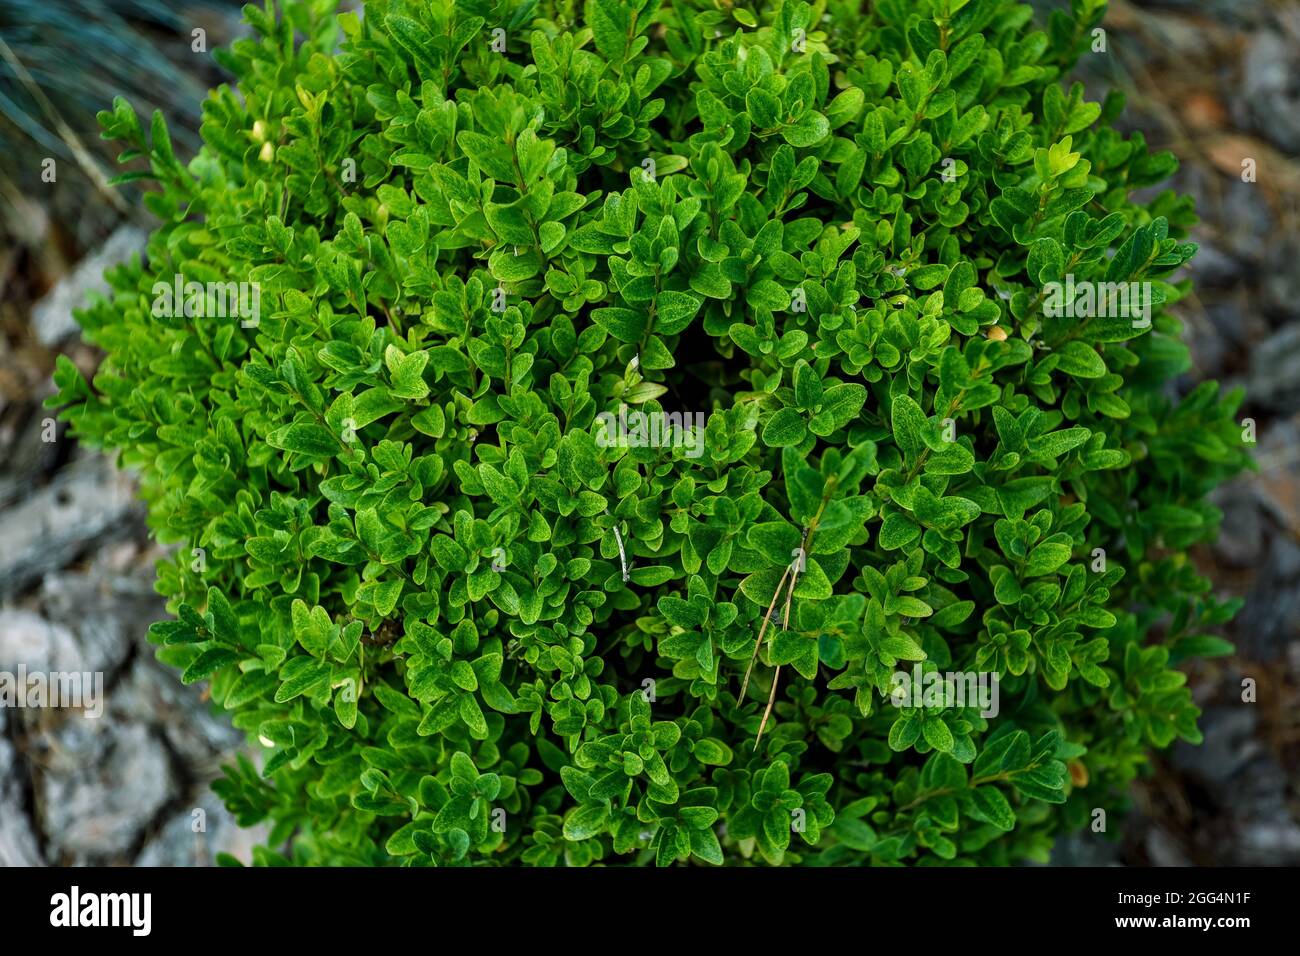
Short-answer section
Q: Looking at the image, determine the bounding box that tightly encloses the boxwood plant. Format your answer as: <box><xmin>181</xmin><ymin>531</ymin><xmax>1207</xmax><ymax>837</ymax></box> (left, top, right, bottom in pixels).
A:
<box><xmin>53</xmin><ymin>0</ymin><xmax>1251</xmax><ymax>866</ymax></box>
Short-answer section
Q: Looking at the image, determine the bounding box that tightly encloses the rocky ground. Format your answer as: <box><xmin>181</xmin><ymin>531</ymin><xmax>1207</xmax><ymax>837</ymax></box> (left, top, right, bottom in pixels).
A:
<box><xmin>1046</xmin><ymin>0</ymin><xmax>1300</xmax><ymax>865</ymax></box>
<box><xmin>0</xmin><ymin>0</ymin><xmax>263</xmax><ymax>866</ymax></box>
<box><xmin>0</xmin><ymin>528</ymin><xmax>265</xmax><ymax>865</ymax></box>
<box><xmin>1</xmin><ymin>0</ymin><xmax>1297</xmax><ymax>866</ymax></box>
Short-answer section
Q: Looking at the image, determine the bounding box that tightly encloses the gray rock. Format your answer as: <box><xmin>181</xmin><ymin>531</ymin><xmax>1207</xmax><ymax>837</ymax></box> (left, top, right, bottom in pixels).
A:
<box><xmin>1134</xmin><ymin>8</ymin><xmax>1216</xmax><ymax>60</ymax></box>
<box><xmin>1235</xmin><ymin>819</ymin><xmax>1300</xmax><ymax>865</ymax></box>
<box><xmin>1240</xmin><ymin>31</ymin><xmax>1300</xmax><ymax>154</ymax></box>
<box><xmin>1171</xmin><ymin>705</ymin><xmax>1260</xmax><ymax>788</ymax></box>
<box><xmin>1247</xmin><ymin>325</ymin><xmax>1300</xmax><ymax>412</ymax></box>
<box><xmin>1208</xmin><ymin>485</ymin><xmax>1264</xmax><ymax>568</ymax></box>
<box><xmin>1187</xmin><ymin>236</ymin><xmax>1243</xmax><ymax>288</ymax></box>
<box><xmin>1132</xmin><ymin>0</ymin><xmax>1270</xmax><ymax>28</ymax></box>
<box><xmin>0</xmin><ymin>711</ymin><xmax>44</xmax><ymax>866</ymax></box>
<box><xmin>0</xmin><ymin>455</ymin><xmax>141</xmax><ymax>599</ymax></box>
<box><xmin>30</xmin><ymin>225</ymin><xmax>147</xmax><ymax>347</ymax></box>
<box><xmin>35</xmin><ymin>570</ymin><xmax>160</xmax><ymax>679</ymax></box>
<box><xmin>136</xmin><ymin>790</ymin><xmax>268</xmax><ymax>867</ymax></box>
<box><xmin>1184</xmin><ymin>302</ymin><xmax>1233</xmax><ymax>380</ymax></box>
<box><xmin>37</xmin><ymin>721</ymin><xmax>175</xmax><ymax>861</ymax></box>
<box><xmin>1216</xmin><ymin>752</ymin><xmax>1300</xmax><ymax>865</ymax></box>
<box><xmin>1262</xmin><ymin>239</ymin><xmax>1300</xmax><ymax>324</ymax></box>
<box><xmin>0</xmin><ymin>609</ymin><xmax>82</xmax><ymax>673</ymax></box>
<box><xmin>0</xmin><ymin>570</ymin><xmax>159</xmax><ymax>683</ymax></box>
<box><xmin>1242</xmin><ymin>33</ymin><xmax>1291</xmax><ymax>102</ymax></box>
<box><xmin>1252</xmin><ymin>414</ymin><xmax>1300</xmax><ymax>535</ymax></box>
<box><xmin>112</xmin><ymin>652</ymin><xmax>243</xmax><ymax>770</ymax></box>
<box><xmin>1236</xmin><ymin>536</ymin><xmax>1300</xmax><ymax>660</ymax></box>
<box><xmin>1145</xmin><ymin>826</ymin><xmax>1191</xmax><ymax>867</ymax></box>
<box><xmin>1047</xmin><ymin>831</ymin><xmax>1123</xmax><ymax>866</ymax></box>
<box><xmin>0</xmin><ymin>402</ymin><xmax>64</xmax><ymax>511</ymax></box>
<box><xmin>1216</xmin><ymin>180</ymin><xmax>1275</xmax><ymax>268</ymax></box>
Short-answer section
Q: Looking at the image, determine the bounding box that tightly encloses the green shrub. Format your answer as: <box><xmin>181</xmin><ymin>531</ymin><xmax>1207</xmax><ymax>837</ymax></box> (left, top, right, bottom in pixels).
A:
<box><xmin>53</xmin><ymin>0</ymin><xmax>1251</xmax><ymax>866</ymax></box>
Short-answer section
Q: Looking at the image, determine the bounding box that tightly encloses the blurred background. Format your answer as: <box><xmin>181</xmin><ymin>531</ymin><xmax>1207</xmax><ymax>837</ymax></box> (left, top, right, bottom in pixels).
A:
<box><xmin>0</xmin><ymin>0</ymin><xmax>1296</xmax><ymax>866</ymax></box>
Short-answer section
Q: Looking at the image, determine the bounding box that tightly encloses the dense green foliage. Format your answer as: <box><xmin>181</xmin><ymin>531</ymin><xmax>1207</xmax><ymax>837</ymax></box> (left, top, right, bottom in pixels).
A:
<box><xmin>54</xmin><ymin>0</ymin><xmax>1250</xmax><ymax>865</ymax></box>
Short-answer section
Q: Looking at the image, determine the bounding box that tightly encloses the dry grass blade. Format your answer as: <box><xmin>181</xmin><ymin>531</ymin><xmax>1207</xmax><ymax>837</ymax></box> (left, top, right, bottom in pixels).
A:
<box><xmin>755</xmin><ymin>665</ymin><xmax>781</xmax><ymax>749</ymax></box>
<box><xmin>0</xmin><ymin>35</ymin><xmax>129</xmax><ymax>213</ymax></box>
<box><xmin>782</xmin><ymin>537</ymin><xmax>806</xmax><ymax>630</ymax></box>
<box><xmin>739</xmin><ymin>561</ymin><xmax>791</xmax><ymax>701</ymax></box>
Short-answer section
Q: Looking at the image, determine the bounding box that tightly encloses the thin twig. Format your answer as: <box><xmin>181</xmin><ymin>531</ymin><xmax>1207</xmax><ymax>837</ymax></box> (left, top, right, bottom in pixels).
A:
<box><xmin>756</xmin><ymin>665</ymin><xmax>782</xmax><ymax>749</ymax></box>
<box><xmin>783</xmin><ymin>527</ymin><xmax>808</xmax><ymax>629</ymax></box>
<box><xmin>755</xmin><ymin>553</ymin><xmax>805</xmax><ymax>747</ymax></box>
<box><xmin>740</xmin><ymin>562</ymin><xmax>792</xmax><ymax>701</ymax></box>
